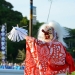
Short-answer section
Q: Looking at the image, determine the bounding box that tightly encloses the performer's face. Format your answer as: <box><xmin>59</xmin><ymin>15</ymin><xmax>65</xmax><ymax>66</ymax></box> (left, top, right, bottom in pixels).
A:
<box><xmin>48</xmin><ymin>27</ymin><xmax>54</xmax><ymax>40</ymax></box>
<box><xmin>44</xmin><ymin>26</ymin><xmax>54</xmax><ymax>40</ymax></box>
<box><xmin>47</xmin><ymin>27</ymin><xmax>53</xmax><ymax>34</ymax></box>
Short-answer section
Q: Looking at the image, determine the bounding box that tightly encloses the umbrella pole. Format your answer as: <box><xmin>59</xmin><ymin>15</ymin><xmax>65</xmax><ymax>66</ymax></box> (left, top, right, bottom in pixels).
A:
<box><xmin>29</xmin><ymin>0</ymin><xmax>33</xmax><ymax>36</ymax></box>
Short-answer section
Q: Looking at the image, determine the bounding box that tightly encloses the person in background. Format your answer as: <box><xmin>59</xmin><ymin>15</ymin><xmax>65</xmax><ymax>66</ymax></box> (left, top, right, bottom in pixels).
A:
<box><xmin>0</xmin><ymin>63</ymin><xmax>2</xmax><ymax>69</ymax></box>
<box><xmin>1</xmin><ymin>61</ymin><xmax>6</xmax><ymax>69</ymax></box>
<box><xmin>20</xmin><ymin>63</ymin><xmax>25</xmax><ymax>70</ymax></box>
<box><xmin>7</xmin><ymin>63</ymin><xmax>13</xmax><ymax>69</ymax></box>
<box><xmin>16</xmin><ymin>63</ymin><xmax>21</xmax><ymax>70</ymax></box>
<box><xmin>13</xmin><ymin>63</ymin><xmax>17</xmax><ymax>69</ymax></box>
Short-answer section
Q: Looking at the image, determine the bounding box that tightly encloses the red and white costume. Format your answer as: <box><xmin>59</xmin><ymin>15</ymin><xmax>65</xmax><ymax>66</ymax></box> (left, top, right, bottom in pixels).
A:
<box><xmin>7</xmin><ymin>21</ymin><xmax>75</xmax><ymax>75</ymax></box>
<box><xmin>24</xmin><ymin>21</ymin><xmax>75</xmax><ymax>75</ymax></box>
<box><xmin>25</xmin><ymin>36</ymin><xmax>69</xmax><ymax>75</ymax></box>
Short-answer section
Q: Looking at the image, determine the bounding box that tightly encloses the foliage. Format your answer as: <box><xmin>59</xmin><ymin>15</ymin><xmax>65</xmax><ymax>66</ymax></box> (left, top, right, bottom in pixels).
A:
<box><xmin>0</xmin><ymin>0</ymin><xmax>23</xmax><ymax>32</ymax></box>
<box><xmin>64</xmin><ymin>28</ymin><xmax>75</xmax><ymax>58</ymax></box>
<box><xmin>19</xmin><ymin>17</ymin><xmax>29</xmax><ymax>26</ymax></box>
<box><xmin>16</xmin><ymin>49</ymin><xmax>25</xmax><ymax>61</ymax></box>
<box><xmin>0</xmin><ymin>51</ymin><xmax>4</xmax><ymax>60</ymax></box>
<box><xmin>7</xmin><ymin>38</ymin><xmax>26</xmax><ymax>63</ymax></box>
<box><xmin>70</xmin><ymin>29</ymin><xmax>75</xmax><ymax>37</ymax></box>
<box><xmin>19</xmin><ymin>17</ymin><xmax>29</xmax><ymax>31</ymax></box>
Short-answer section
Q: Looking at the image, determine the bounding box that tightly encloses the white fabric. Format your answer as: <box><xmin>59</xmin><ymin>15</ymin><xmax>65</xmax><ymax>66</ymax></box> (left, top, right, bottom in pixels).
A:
<box><xmin>7</xmin><ymin>26</ymin><xmax>28</xmax><ymax>42</ymax></box>
<box><xmin>56</xmin><ymin>73</ymin><xmax>66</xmax><ymax>75</ymax></box>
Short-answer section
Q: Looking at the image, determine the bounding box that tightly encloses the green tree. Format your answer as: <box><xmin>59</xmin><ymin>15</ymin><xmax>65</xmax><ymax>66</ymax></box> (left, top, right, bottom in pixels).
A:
<box><xmin>19</xmin><ymin>17</ymin><xmax>29</xmax><ymax>26</ymax></box>
<box><xmin>19</xmin><ymin>17</ymin><xmax>29</xmax><ymax>31</ymax></box>
<box><xmin>64</xmin><ymin>28</ymin><xmax>75</xmax><ymax>58</ymax></box>
<box><xmin>7</xmin><ymin>38</ymin><xmax>26</xmax><ymax>62</ymax></box>
<box><xmin>16</xmin><ymin>49</ymin><xmax>25</xmax><ymax>61</ymax></box>
<box><xmin>0</xmin><ymin>0</ymin><xmax>23</xmax><ymax>32</ymax></box>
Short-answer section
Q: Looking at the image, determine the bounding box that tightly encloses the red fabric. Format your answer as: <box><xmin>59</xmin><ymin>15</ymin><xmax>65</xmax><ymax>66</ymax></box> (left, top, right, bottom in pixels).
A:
<box><xmin>49</xmin><ymin>47</ymin><xmax>75</xmax><ymax>73</ymax></box>
<box><xmin>24</xmin><ymin>36</ymin><xmax>75</xmax><ymax>75</ymax></box>
<box><xmin>48</xmin><ymin>62</ymin><xmax>68</xmax><ymax>71</ymax></box>
<box><xmin>65</xmin><ymin>50</ymin><xmax>75</xmax><ymax>73</ymax></box>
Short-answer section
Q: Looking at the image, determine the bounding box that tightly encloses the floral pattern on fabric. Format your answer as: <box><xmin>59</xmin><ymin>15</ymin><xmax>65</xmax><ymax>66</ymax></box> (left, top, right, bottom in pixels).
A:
<box><xmin>24</xmin><ymin>36</ymin><xmax>69</xmax><ymax>75</ymax></box>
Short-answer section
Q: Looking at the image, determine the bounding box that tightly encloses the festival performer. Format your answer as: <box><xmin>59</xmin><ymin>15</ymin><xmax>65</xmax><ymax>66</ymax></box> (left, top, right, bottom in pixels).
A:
<box><xmin>8</xmin><ymin>21</ymin><xmax>75</xmax><ymax>75</ymax></box>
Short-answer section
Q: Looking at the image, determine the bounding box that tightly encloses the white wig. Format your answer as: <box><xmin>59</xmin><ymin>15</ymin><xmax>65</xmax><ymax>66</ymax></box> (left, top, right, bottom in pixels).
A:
<box><xmin>37</xmin><ymin>21</ymin><xmax>70</xmax><ymax>48</ymax></box>
<box><xmin>37</xmin><ymin>23</ymin><xmax>48</xmax><ymax>41</ymax></box>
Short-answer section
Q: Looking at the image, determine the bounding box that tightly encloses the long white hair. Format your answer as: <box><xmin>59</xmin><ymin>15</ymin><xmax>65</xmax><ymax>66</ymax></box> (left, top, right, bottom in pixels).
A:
<box><xmin>37</xmin><ymin>21</ymin><xmax>70</xmax><ymax>48</ymax></box>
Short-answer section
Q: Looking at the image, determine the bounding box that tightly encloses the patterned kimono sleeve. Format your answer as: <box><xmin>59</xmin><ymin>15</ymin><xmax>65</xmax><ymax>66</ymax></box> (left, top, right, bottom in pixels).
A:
<box><xmin>25</xmin><ymin>36</ymin><xmax>36</xmax><ymax>73</ymax></box>
<box><xmin>26</xmin><ymin>36</ymin><xmax>35</xmax><ymax>50</ymax></box>
<box><xmin>25</xmin><ymin>36</ymin><xmax>45</xmax><ymax>75</ymax></box>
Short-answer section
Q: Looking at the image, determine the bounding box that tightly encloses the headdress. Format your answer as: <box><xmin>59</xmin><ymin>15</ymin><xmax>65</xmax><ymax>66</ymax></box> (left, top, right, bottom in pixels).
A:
<box><xmin>37</xmin><ymin>21</ymin><xmax>70</xmax><ymax>47</ymax></box>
